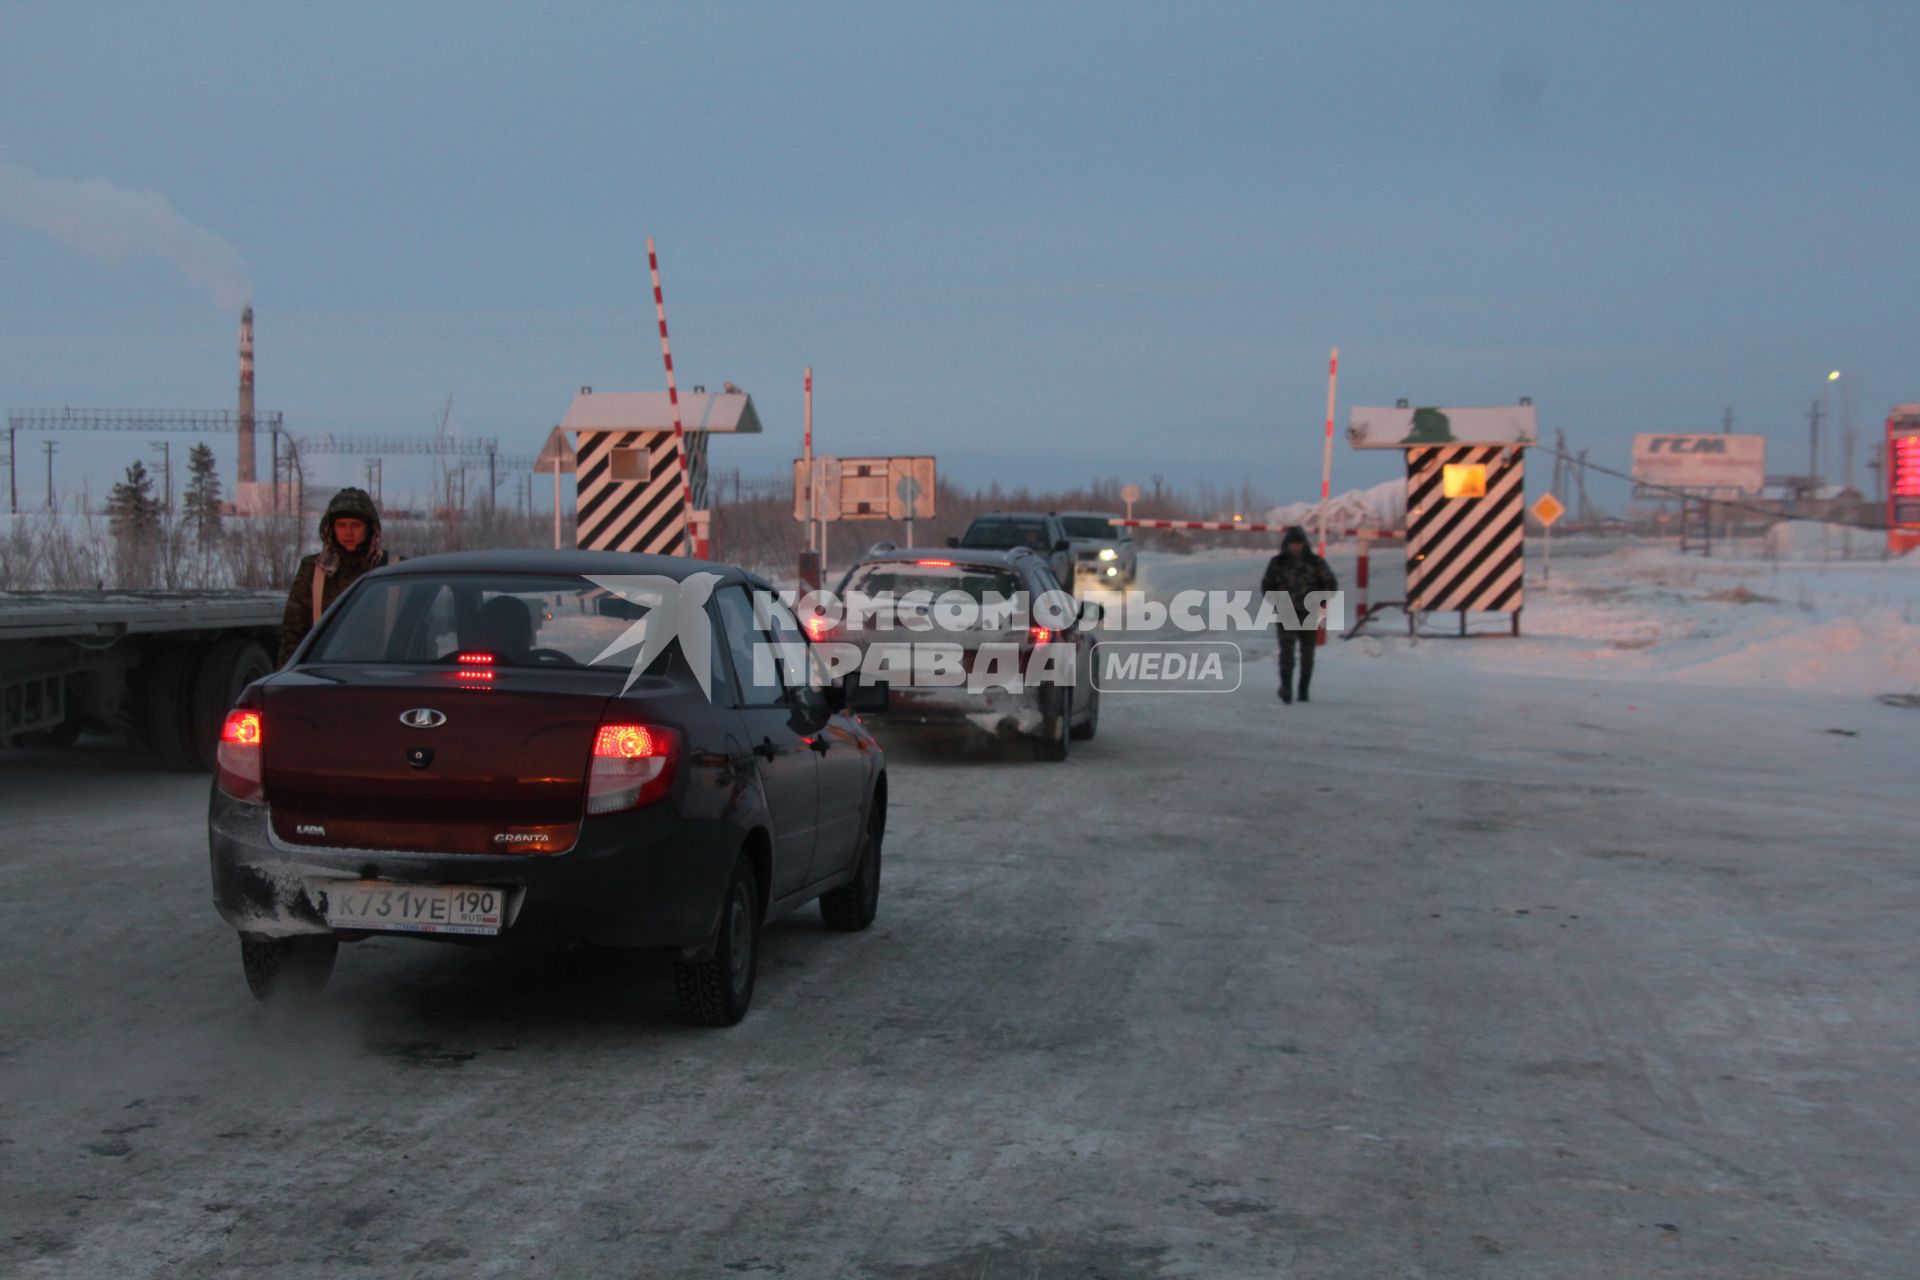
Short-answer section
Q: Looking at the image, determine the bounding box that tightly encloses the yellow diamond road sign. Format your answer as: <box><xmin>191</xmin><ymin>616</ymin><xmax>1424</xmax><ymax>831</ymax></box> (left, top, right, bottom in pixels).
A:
<box><xmin>1532</xmin><ymin>493</ymin><xmax>1566</xmax><ymax>527</ymax></box>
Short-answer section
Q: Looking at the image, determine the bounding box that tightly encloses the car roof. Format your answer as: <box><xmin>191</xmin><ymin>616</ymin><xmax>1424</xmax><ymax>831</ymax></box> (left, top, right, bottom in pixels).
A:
<box><xmin>1056</xmin><ymin>510</ymin><xmax>1123</xmax><ymax>521</ymax></box>
<box><xmin>371</xmin><ymin>548</ymin><xmax>765</xmax><ymax>588</ymax></box>
<box><xmin>965</xmin><ymin>512</ymin><xmax>1056</xmax><ymax>523</ymax></box>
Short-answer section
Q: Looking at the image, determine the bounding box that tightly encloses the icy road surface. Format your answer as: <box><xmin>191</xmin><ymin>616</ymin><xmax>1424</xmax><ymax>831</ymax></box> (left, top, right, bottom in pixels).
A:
<box><xmin>3</xmin><ymin>543</ymin><xmax>1917</xmax><ymax>1278</ymax></box>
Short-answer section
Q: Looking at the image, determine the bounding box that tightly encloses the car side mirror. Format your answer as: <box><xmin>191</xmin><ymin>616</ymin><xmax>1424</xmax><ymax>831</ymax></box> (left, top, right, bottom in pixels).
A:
<box><xmin>945</xmin><ymin>535</ymin><xmax>959</xmax><ymax>548</ymax></box>
<box><xmin>1054</xmin><ymin>539</ymin><xmax>1071</xmax><ymax>553</ymax></box>
<box><xmin>844</xmin><ymin>675</ymin><xmax>889</xmax><ymax>713</ymax></box>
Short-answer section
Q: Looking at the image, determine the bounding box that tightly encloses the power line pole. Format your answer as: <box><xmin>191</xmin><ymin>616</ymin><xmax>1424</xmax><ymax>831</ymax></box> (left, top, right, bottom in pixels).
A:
<box><xmin>149</xmin><ymin>439</ymin><xmax>172</xmax><ymax>515</ymax></box>
<box><xmin>5</xmin><ymin>426</ymin><xmax>15</xmax><ymax>514</ymax></box>
<box><xmin>43</xmin><ymin>440</ymin><xmax>57</xmax><ymax>512</ymax></box>
<box><xmin>1722</xmin><ymin>407</ymin><xmax>1734</xmax><ymax>434</ymax></box>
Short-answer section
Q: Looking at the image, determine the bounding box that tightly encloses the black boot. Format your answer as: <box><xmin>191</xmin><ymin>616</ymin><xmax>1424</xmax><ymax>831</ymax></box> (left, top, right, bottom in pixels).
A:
<box><xmin>1298</xmin><ymin>676</ymin><xmax>1311</xmax><ymax>703</ymax></box>
<box><xmin>1278</xmin><ymin>668</ymin><xmax>1293</xmax><ymax>703</ymax></box>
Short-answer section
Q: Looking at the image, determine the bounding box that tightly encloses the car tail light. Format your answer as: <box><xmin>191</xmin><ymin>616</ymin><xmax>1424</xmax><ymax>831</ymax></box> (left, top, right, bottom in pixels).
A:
<box><xmin>804</xmin><ymin>615</ymin><xmax>833</xmax><ymax>641</ymax></box>
<box><xmin>1028</xmin><ymin>625</ymin><xmax>1052</xmax><ymax>647</ymax></box>
<box><xmin>216</xmin><ymin>708</ymin><xmax>265</xmax><ymax>804</ymax></box>
<box><xmin>586</xmin><ymin>723</ymin><xmax>678</xmax><ymax>815</ymax></box>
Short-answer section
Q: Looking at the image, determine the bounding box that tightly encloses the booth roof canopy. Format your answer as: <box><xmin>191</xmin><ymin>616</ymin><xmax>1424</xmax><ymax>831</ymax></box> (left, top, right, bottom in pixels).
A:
<box><xmin>1347</xmin><ymin>404</ymin><xmax>1537</xmax><ymax>449</ymax></box>
<box><xmin>560</xmin><ymin>390</ymin><xmax>762</xmax><ymax>435</ymax></box>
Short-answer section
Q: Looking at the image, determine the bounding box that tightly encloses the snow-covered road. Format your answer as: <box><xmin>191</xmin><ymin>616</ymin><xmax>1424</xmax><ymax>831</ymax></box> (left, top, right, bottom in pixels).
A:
<box><xmin>3</xmin><ymin>543</ymin><xmax>1916</xmax><ymax>1277</ymax></box>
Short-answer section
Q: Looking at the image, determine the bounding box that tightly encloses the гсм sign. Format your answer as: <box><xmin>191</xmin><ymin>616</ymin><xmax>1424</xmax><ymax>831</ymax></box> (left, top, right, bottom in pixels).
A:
<box><xmin>1631</xmin><ymin>434</ymin><xmax>1766</xmax><ymax>494</ymax></box>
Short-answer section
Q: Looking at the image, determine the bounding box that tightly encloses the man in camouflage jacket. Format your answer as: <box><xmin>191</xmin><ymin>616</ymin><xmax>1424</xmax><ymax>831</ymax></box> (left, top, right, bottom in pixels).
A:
<box><xmin>1259</xmin><ymin>525</ymin><xmax>1338</xmax><ymax>704</ymax></box>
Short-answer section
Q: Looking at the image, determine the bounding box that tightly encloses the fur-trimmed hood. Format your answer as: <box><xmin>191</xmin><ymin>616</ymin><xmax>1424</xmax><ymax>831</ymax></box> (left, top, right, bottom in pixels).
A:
<box><xmin>315</xmin><ymin>486</ymin><xmax>384</xmax><ymax>575</ymax></box>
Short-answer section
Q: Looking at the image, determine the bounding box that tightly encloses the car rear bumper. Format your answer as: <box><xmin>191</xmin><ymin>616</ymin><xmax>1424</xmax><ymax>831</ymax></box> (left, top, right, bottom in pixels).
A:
<box><xmin>861</xmin><ymin>684</ymin><xmax>1054</xmax><ymax>738</ymax></box>
<box><xmin>207</xmin><ymin>790</ymin><xmax>739</xmax><ymax>951</ymax></box>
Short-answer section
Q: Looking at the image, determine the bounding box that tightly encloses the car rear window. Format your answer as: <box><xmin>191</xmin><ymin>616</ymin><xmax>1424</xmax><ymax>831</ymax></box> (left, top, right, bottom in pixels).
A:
<box><xmin>846</xmin><ymin>563</ymin><xmax>1023</xmax><ymax>602</ymax></box>
<box><xmin>306</xmin><ymin>573</ymin><xmax>676</xmax><ymax>673</ymax></box>
<box><xmin>961</xmin><ymin>519</ymin><xmax>1051</xmax><ymax>550</ymax></box>
<box><xmin>1060</xmin><ymin>516</ymin><xmax>1116</xmax><ymax>538</ymax></box>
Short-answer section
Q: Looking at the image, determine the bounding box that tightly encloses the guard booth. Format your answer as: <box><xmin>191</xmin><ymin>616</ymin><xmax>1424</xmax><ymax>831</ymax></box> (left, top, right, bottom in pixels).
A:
<box><xmin>1348</xmin><ymin>402</ymin><xmax>1538</xmax><ymax>635</ymax></box>
<box><xmin>546</xmin><ymin>388</ymin><xmax>762</xmax><ymax>557</ymax></box>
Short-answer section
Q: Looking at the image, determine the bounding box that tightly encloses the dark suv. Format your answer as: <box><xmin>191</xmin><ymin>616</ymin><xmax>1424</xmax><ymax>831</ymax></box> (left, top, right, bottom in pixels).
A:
<box><xmin>827</xmin><ymin>546</ymin><xmax>1100</xmax><ymax>760</ymax></box>
<box><xmin>209</xmin><ymin>550</ymin><xmax>889</xmax><ymax>1026</ymax></box>
<box><xmin>1058</xmin><ymin>511</ymin><xmax>1136</xmax><ymax>586</ymax></box>
<box><xmin>950</xmin><ymin>512</ymin><xmax>1075</xmax><ymax>585</ymax></box>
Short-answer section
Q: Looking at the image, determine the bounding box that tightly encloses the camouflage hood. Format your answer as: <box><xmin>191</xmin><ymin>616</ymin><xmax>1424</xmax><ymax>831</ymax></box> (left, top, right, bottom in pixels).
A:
<box><xmin>316</xmin><ymin>486</ymin><xmax>384</xmax><ymax>576</ymax></box>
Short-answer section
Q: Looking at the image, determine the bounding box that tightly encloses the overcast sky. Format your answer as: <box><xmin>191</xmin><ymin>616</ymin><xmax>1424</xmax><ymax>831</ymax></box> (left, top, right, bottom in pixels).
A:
<box><xmin>2</xmin><ymin>0</ymin><xmax>1915</xmax><ymax>511</ymax></box>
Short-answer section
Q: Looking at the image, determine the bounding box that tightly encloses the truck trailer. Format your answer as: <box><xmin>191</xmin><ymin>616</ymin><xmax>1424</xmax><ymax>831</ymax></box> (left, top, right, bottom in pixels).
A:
<box><xmin>1</xmin><ymin>591</ymin><xmax>283</xmax><ymax>770</ymax></box>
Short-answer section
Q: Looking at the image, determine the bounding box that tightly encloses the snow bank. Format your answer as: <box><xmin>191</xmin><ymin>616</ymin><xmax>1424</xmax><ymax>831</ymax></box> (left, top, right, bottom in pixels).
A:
<box><xmin>1454</xmin><ymin>544</ymin><xmax>1920</xmax><ymax>699</ymax></box>
<box><xmin>1763</xmin><ymin>519</ymin><xmax>1900</xmax><ymax>563</ymax></box>
<box><xmin>1263</xmin><ymin>478</ymin><xmax>1405</xmax><ymax>532</ymax></box>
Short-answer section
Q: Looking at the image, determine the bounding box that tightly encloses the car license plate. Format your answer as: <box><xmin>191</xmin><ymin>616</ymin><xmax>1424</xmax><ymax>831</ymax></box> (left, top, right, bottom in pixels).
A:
<box><xmin>311</xmin><ymin>880</ymin><xmax>505</xmax><ymax>936</ymax></box>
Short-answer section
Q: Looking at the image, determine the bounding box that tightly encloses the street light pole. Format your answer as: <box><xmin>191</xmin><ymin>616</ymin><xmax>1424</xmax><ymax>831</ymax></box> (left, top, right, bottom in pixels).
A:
<box><xmin>1830</xmin><ymin>370</ymin><xmax>1854</xmax><ymax>492</ymax></box>
<box><xmin>1808</xmin><ymin>398</ymin><xmax>1823</xmax><ymax>488</ymax></box>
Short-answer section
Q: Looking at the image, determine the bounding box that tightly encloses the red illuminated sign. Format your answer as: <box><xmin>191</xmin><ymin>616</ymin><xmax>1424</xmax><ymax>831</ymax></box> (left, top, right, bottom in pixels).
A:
<box><xmin>1893</xmin><ymin>435</ymin><xmax>1920</xmax><ymax>499</ymax></box>
<box><xmin>1888</xmin><ymin>411</ymin><xmax>1920</xmax><ymax>553</ymax></box>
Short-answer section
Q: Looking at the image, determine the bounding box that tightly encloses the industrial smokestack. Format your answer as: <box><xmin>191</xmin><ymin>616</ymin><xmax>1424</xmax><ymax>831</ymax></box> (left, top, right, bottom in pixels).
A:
<box><xmin>237</xmin><ymin>305</ymin><xmax>255</xmax><ymax>484</ymax></box>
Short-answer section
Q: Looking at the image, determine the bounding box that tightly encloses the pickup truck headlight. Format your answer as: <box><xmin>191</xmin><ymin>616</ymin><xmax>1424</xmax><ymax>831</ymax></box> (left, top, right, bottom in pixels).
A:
<box><xmin>1098</xmin><ymin>548</ymin><xmax>1117</xmax><ymax>561</ymax></box>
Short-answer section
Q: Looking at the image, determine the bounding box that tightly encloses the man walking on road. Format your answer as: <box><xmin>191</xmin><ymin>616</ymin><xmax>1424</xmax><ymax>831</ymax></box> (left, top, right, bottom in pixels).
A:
<box><xmin>1260</xmin><ymin>525</ymin><xmax>1338</xmax><ymax>704</ymax></box>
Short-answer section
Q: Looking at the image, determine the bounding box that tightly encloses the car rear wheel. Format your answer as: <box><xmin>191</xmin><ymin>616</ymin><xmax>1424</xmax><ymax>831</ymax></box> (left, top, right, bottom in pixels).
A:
<box><xmin>1034</xmin><ymin>689</ymin><xmax>1071</xmax><ymax>761</ymax></box>
<box><xmin>1071</xmin><ymin>680</ymin><xmax>1100</xmax><ymax>741</ymax></box>
<box><xmin>673</xmin><ymin>857</ymin><xmax>759</xmax><ymax>1027</ymax></box>
<box><xmin>820</xmin><ymin>814</ymin><xmax>883</xmax><ymax>932</ymax></box>
<box><xmin>239</xmin><ymin>934</ymin><xmax>338</xmax><ymax>1002</ymax></box>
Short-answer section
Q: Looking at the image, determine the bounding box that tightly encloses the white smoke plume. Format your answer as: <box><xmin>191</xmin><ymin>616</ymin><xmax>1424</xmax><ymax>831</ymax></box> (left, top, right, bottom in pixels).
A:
<box><xmin>0</xmin><ymin>159</ymin><xmax>252</xmax><ymax>310</ymax></box>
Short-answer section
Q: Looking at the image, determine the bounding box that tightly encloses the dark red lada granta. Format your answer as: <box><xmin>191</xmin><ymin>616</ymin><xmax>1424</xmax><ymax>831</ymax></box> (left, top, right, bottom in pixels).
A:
<box><xmin>209</xmin><ymin>551</ymin><xmax>887</xmax><ymax>1025</ymax></box>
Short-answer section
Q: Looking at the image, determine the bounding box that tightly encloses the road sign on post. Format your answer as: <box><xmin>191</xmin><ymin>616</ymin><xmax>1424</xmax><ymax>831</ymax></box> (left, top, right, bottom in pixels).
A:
<box><xmin>1121</xmin><ymin>483</ymin><xmax>1141</xmax><ymax>521</ymax></box>
<box><xmin>896</xmin><ymin>474</ymin><xmax>923</xmax><ymax>544</ymax></box>
<box><xmin>1532</xmin><ymin>493</ymin><xmax>1565</xmax><ymax>585</ymax></box>
<box><xmin>795</xmin><ymin>455</ymin><xmax>935</xmax><ymax>522</ymax></box>
<box><xmin>534</xmin><ymin>426</ymin><xmax>578</xmax><ymax>549</ymax></box>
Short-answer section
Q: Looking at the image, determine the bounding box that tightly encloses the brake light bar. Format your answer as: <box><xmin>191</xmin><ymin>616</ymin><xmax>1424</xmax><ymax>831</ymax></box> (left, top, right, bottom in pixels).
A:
<box><xmin>916</xmin><ymin>559</ymin><xmax>953</xmax><ymax>567</ymax></box>
<box><xmin>457</xmin><ymin>652</ymin><xmax>495</xmax><ymax>665</ymax></box>
<box><xmin>216</xmin><ymin>708</ymin><xmax>265</xmax><ymax>804</ymax></box>
<box><xmin>586</xmin><ymin>723</ymin><xmax>677</xmax><ymax>814</ymax></box>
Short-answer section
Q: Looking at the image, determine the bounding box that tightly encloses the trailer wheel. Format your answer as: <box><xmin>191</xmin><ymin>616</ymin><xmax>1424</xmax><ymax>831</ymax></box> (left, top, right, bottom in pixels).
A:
<box><xmin>190</xmin><ymin>638</ymin><xmax>274</xmax><ymax>771</ymax></box>
<box><xmin>145</xmin><ymin>644</ymin><xmax>202</xmax><ymax>772</ymax></box>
